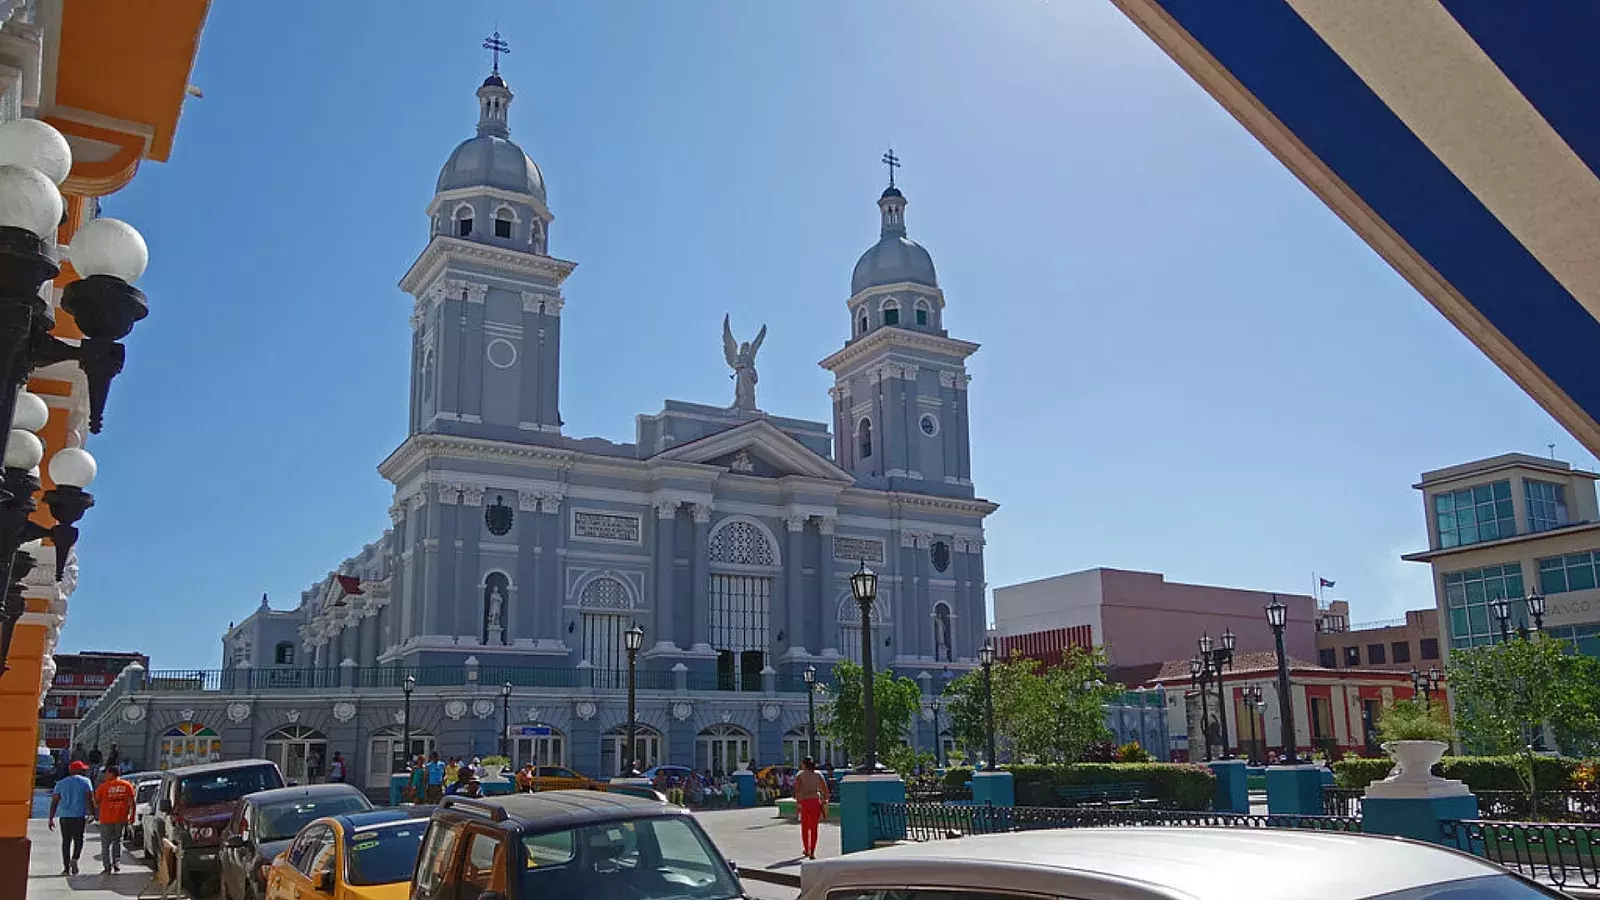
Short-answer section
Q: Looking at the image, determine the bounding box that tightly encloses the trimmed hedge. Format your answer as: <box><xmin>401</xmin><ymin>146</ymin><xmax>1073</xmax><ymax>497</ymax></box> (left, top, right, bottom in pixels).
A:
<box><xmin>942</xmin><ymin>763</ymin><xmax>1216</xmax><ymax>810</ymax></box>
<box><xmin>1332</xmin><ymin>755</ymin><xmax>1580</xmax><ymax>791</ymax></box>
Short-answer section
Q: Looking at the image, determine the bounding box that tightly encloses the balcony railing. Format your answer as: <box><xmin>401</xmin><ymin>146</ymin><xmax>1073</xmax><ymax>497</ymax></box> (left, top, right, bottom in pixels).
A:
<box><xmin>131</xmin><ymin>666</ymin><xmax>818</xmax><ymax>694</ymax></box>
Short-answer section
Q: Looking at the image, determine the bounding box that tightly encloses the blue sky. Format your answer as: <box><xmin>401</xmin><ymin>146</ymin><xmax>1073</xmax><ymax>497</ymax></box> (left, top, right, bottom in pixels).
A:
<box><xmin>57</xmin><ymin>1</ymin><xmax>1594</xmax><ymax>668</ymax></box>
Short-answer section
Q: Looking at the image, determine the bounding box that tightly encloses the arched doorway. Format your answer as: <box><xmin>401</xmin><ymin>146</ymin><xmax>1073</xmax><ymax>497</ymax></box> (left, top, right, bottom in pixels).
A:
<box><xmin>367</xmin><ymin>727</ymin><xmax>433</xmax><ymax>790</ymax></box>
<box><xmin>264</xmin><ymin>725</ymin><xmax>328</xmax><ymax>783</ymax></box>
<box><xmin>157</xmin><ymin>722</ymin><xmax>222</xmax><ymax>770</ymax></box>
<box><xmin>696</xmin><ymin>724</ymin><xmax>751</xmax><ymax>775</ymax></box>
<box><xmin>600</xmin><ymin>724</ymin><xmax>661</xmax><ymax>775</ymax></box>
<box><xmin>508</xmin><ymin>723</ymin><xmax>566</xmax><ymax>769</ymax></box>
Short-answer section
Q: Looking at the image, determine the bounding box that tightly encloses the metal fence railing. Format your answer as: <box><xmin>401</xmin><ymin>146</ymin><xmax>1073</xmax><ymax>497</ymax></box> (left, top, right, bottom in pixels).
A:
<box><xmin>1442</xmin><ymin>820</ymin><xmax>1600</xmax><ymax>891</ymax></box>
<box><xmin>1323</xmin><ymin>787</ymin><xmax>1363</xmax><ymax>818</ymax></box>
<box><xmin>904</xmin><ymin>784</ymin><xmax>973</xmax><ymax>804</ymax></box>
<box><xmin>1474</xmin><ymin>791</ymin><xmax>1600</xmax><ymax>823</ymax></box>
<box><xmin>874</xmin><ymin>802</ymin><xmax>1362</xmax><ymax>843</ymax></box>
<box><xmin>137</xmin><ymin>665</ymin><xmax>807</xmax><ymax>694</ymax></box>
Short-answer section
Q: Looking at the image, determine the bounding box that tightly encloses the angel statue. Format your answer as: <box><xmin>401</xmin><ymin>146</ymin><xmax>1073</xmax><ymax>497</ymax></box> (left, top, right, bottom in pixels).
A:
<box><xmin>722</xmin><ymin>314</ymin><xmax>767</xmax><ymax>411</ymax></box>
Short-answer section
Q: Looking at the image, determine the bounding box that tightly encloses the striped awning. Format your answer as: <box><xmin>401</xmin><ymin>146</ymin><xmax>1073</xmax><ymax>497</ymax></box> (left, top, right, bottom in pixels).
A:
<box><xmin>1112</xmin><ymin>1</ymin><xmax>1600</xmax><ymax>455</ymax></box>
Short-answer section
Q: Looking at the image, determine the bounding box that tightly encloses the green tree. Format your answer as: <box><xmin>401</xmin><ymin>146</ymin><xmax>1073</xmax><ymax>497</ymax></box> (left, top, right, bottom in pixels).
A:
<box><xmin>943</xmin><ymin>645</ymin><xmax>1121</xmax><ymax>763</ymax></box>
<box><xmin>818</xmin><ymin>659</ymin><xmax>924</xmax><ymax>765</ymax></box>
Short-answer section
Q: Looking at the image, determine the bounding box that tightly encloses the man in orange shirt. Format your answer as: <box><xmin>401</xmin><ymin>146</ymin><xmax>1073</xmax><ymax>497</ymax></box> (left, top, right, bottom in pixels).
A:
<box><xmin>92</xmin><ymin>765</ymin><xmax>136</xmax><ymax>874</ymax></box>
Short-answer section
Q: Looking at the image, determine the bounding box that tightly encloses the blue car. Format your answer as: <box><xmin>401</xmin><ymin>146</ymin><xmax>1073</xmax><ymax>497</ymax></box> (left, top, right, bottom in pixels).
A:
<box><xmin>638</xmin><ymin>765</ymin><xmax>692</xmax><ymax>782</ymax></box>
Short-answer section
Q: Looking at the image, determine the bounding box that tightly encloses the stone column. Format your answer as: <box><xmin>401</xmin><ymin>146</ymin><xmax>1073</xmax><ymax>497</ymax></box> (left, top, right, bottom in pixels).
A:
<box><xmin>900</xmin><ymin>364</ymin><xmax>920</xmax><ymax>478</ymax></box>
<box><xmin>359</xmin><ymin>609</ymin><xmax>379</xmax><ymax>667</ymax></box>
<box><xmin>954</xmin><ymin>373</ymin><xmax>972</xmax><ymax>482</ymax></box>
<box><xmin>461</xmin><ymin>486</ymin><xmax>486</xmax><ymax>642</ymax></box>
<box><xmin>516</xmin><ymin>492</ymin><xmax>541</xmax><ymax>642</ymax></box>
<box><xmin>939</xmin><ymin>371</ymin><xmax>957</xmax><ymax>481</ymax></box>
<box><xmin>690</xmin><ymin>504</ymin><xmax>712</xmax><ymax>651</ymax></box>
<box><xmin>870</xmin><ymin>366</ymin><xmax>888</xmax><ymax>477</ymax></box>
<box><xmin>784</xmin><ymin>513</ymin><xmax>806</xmax><ymax>658</ymax></box>
<box><xmin>540</xmin><ymin>493</ymin><xmax>565</xmax><ymax>641</ymax></box>
<box><xmin>654</xmin><ymin>500</ymin><xmax>678</xmax><ymax>652</ymax></box>
<box><xmin>951</xmin><ymin>541</ymin><xmax>972</xmax><ymax>660</ymax></box>
<box><xmin>816</xmin><ymin>517</ymin><xmax>838</xmax><ymax>653</ymax></box>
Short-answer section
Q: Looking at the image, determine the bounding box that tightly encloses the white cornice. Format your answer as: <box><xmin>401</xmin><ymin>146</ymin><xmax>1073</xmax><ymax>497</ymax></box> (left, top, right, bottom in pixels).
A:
<box><xmin>399</xmin><ymin>236</ymin><xmax>577</xmax><ymax>296</ymax></box>
<box><xmin>848</xmin><ymin>281</ymin><xmax>947</xmax><ymax>311</ymax></box>
<box><xmin>652</xmin><ymin>419</ymin><xmax>854</xmax><ymax>483</ymax></box>
<box><xmin>818</xmin><ymin>327</ymin><xmax>980</xmax><ymax>374</ymax></box>
<box><xmin>379</xmin><ymin>434</ymin><xmax>580</xmax><ymax>485</ymax></box>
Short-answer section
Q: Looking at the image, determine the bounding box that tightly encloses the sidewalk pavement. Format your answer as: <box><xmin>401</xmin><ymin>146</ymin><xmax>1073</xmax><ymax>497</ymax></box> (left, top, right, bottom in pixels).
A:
<box><xmin>692</xmin><ymin>806</ymin><xmax>838</xmax><ymax>900</ymax></box>
<box><xmin>25</xmin><ymin>816</ymin><xmax>162</xmax><ymax>900</ymax></box>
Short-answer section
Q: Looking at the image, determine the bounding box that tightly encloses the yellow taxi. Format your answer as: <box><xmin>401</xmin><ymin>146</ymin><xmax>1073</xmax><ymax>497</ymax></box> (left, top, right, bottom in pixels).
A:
<box><xmin>522</xmin><ymin>765</ymin><xmax>594</xmax><ymax>792</ymax></box>
<box><xmin>264</xmin><ymin>810</ymin><xmax>428</xmax><ymax>900</ymax></box>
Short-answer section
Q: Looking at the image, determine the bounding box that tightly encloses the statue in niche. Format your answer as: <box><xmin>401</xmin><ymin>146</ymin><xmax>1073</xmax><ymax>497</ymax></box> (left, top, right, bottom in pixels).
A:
<box><xmin>722</xmin><ymin>314</ymin><xmax>767</xmax><ymax>411</ymax></box>
<box><xmin>483</xmin><ymin>573</ymin><xmax>509</xmax><ymax>644</ymax></box>
<box><xmin>934</xmin><ymin>604</ymin><xmax>952</xmax><ymax>662</ymax></box>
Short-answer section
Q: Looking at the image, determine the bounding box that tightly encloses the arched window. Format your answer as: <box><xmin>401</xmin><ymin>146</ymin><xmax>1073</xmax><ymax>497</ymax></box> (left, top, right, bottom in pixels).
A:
<box><xmin>274</xmin><ymin>642</ymin><xmax>295</xmax><ymax>666</ymax></box>
<box><xmin>580</xmin><ymin>576</ymin><xmax>633</xmax><ymax>677</ymax></box>
<box><xmin>454</xmin><ymin>205</ymin><xmax>474</xmax><ymax>237</ymax></box>
<box><xmin>601</xmin><ymin>723</ymin><xmax>662</xmax><ymax>775</ymax></box>
<box><xmin>696</xmin><ymin>724</ymin><xmax>752</xmax><ymax>775</ymax></box>
<box><xmin>531</xmin><ymin>221</ymin><xmax>545</xmax><ymax>253</ymax></box>
<box><xmin>508</xmin><ymin>723</ymin><xmax>565</xmax><ymax>769</ymax></box>
<box><xmin>932</xmin><ymin>602</ymin><xmax>953</xmax><ymax>662</ymax></box>
<box><xmin>368</xmin><ymin>726</ymin><xmax>434</xmax><ymax>788</ymax></box>
<box><xmin>493</xmin><ymin>206</ymin><xmax>515</xmax><ymax>239</ymax></box>
<box><xmin>838</xmin><ymin>594</ymin><xmax>888</xmax><ymax>668</ymax></box>
<box><xmin>264</xmin><ymin>725</ymin><xmax>328</xmax><ymax>783</ymax></box>
<box><xmin>158</xmin><ymin>722</ymin><xmax>222</xmax><ymax>770</ymax></box>
<box><xmin>859</xmin><ymin>314</ymin><xmax>868</xmax><ymax>336</ymax></box>
<box><xmin>915</xmin><ymin>299</ymin><xmax>931</xmax><ymax>327</ymax></box>
<box><xmin>858</xmin><ymin>418</ymin><xmax>873</xmax><ymax>459</ymax></box>
<box><xmin>708</xmin><ymin>519</ymin><xmax>778</xmax><ymax>690</ymax></box>
<box><xmin>420</xmin><ymin>346</ymin><xmax>436</xmax><ymax>401</ymax></box>
<box><xmin>881</xmin><ymin>298</ymin><xmax>900</xmax><ymax>326</ymax></box>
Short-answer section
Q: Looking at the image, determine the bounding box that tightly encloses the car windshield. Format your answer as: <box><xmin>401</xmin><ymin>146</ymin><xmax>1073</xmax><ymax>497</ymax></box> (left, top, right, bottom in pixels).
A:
<box><xmin>178</xmin><ymin>766</ymin><xmax>282</xmax><ymax>807</ymax></box>
<box><xmin>519</xmin><ymin>815</ymin><xmax>740</xmax><ymax>900</ymax></box>
<box><xmin>255</xmin><ymin>795</ymin><xmax>372</xmax><ymax>841</ymax></box>
<box><xmin>344</xmin><ymin>821</ymin><xmax>428</xmax><ymax>886</ymax></box>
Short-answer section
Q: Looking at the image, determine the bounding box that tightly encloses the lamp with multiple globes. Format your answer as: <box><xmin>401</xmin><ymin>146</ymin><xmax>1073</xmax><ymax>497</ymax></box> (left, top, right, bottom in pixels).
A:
<box><xmin>1488</xmin><ymin>594</ymin><xmax>1512</xmax><ymax>643</ymax></box>
<box><xmin>0</xmin><ymin>118</ymin><xmax>151</xmax><ymax>676</ymax></box>
<box><xmin>1195</xmin><ymin>629</ymin><xmax>1237</xmax><ymax>759</ymax></box>
<box><xmin>401</xmin><ymin>674</ymin><xmax>416</xmax><ymax>770</ymax></box>
<box><xmin>500</xmin><ymin>681</ymin><xmax>513</xmax><ymax>758</ymax></box>
<box><xmin>1525</xmin><ymin>592</ymin><xmax>1546</xmax><ymax>632</ymax></box>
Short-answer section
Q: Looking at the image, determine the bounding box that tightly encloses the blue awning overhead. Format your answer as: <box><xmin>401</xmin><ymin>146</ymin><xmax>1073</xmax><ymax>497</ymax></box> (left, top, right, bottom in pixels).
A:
<box><xmin>1112</xmin><ymin>0</ymin><xmax>1600</xmax><ymax>454</ymax></box>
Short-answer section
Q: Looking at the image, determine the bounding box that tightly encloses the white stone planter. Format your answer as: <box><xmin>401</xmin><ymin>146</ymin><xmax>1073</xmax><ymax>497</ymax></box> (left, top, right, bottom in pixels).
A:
<box><xmin>481</xmin><ymin>764</ymin><xmax>508</xmax><ymax>783</ymax></box>
<box><xmin>1365</xmin><ymin>740</ymin><xmax>1468</xmax><ymax>799</ymax></box>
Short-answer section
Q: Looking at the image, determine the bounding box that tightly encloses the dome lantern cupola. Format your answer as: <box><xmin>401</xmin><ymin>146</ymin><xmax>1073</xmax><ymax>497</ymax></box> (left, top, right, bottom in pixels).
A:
<box><xmin>849</xmin><ymin>153</ymin><xmax>937</xmax><ymax>296</ymax></box>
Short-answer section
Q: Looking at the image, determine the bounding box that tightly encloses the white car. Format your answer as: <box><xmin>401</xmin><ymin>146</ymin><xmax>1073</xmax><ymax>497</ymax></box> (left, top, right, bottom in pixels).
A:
<box><xmin>126</xmin><ymin>775</ymin><xmax>163</xmax><ymax>854</ymax></box>
<box><xmin>799</xmin><ymin>828</ymin><xmax>1560</xmax><ymax>900</ymax></box>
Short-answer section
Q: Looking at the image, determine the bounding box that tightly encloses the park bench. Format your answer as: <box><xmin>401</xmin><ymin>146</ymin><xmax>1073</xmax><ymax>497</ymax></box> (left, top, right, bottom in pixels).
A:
<box><xmin>1054</xmin><ymin>782</ymin><xmax>1151</xmax><ymax>807</ymax></box>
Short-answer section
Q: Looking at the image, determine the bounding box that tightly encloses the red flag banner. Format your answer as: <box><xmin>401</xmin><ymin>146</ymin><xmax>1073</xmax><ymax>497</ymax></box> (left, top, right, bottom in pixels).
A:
<box><xmin>336</xmin><ymin>574</ymin><xmax>364</xmax><ymax>595</ymax></box>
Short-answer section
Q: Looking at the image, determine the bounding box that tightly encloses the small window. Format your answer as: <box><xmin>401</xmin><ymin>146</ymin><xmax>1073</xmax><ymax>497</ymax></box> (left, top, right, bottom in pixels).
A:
<box><xmin>1391</xmin><ymin>641</ymin><xmax>1411</xmax><ymax>663</ymax></box>
<box><xmin>1366</xmin><ymin>643</ymin><xmax>1386</xmax><ymax>664</ymax></box>
<box><xmin>883</xmin><ymin>307</ymin><xmax>899</xmax><ymax>326</ymax></box>
<box><xmin>1420</xmin><ymin>638</ymin><xmax>1440</xmax><ymax>660</ymax></box>
<box><xmin>859</xmin><ymin>315</ymin><xmax>868</xmax><ymax>335</ymax></box>
<box><xmin>916</xmin><ymin>307</ymin><xmax>928</xmax><ymax>326</ymax></box>
<box><xmin>274</xmin><ymin>642</ymin><xmax>294</xmax><ymax>666</ymax></box>
<box><xmin>461</xmin><ymin>832</ymin><xmax>501</xmax><ymax>899</ymax></box>
<box><xmin>455</xmin><ymin>207</ymin><xmax>474</xmax><ymax>237</ymax></box>
<box><xmin>493</xmin><ymin>208</ymin><xmax>514</xmax><ymax>239</ymax></box>
<box><xmin>1318</xmin><ymin>648</ymin><xmax>1336</xmax><ymax>668</ymax></box>
<box><xmin>858</xmin><ymin>418</ymin><xmax>873</xmax><ymax>459</ymax></box>
<box><xmin>1343</xmin><ymin>646</ymin><xmax>1360</xmax><ymax>667</ymax></box>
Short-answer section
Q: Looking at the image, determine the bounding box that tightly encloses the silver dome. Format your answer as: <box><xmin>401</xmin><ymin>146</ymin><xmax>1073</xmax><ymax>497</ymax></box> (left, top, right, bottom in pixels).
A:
<box><xmin>851</xmin><ymin>235</ymin><xmax>938</xmax><ymax>295</ymax></box>
<box><xmin>436</xmin><ymin>134</ymin><xmax>546</xmax><ymax>201</ymax></box>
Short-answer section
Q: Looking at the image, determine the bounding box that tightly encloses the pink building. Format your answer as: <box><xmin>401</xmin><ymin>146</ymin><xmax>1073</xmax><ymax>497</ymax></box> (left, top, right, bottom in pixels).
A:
<box><xmin>992</xmin><ymin>568</ymin><xmax>1318</xmax><ymax>669</ymax></box>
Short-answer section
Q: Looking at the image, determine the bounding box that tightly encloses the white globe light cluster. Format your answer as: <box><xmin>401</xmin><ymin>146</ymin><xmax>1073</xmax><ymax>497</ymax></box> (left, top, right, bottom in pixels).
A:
<box><xmin>4</xmin><ymin>387</ymin><xmax>95</xmax><ymax>484</ymax></box>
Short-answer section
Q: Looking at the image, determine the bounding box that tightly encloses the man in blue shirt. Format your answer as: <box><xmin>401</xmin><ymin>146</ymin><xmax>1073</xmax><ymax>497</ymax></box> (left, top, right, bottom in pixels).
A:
<box><xmin>48</xmin><ymin>760</ymin><xmax>94</xmax><ymax>875</ymax></box>
<box><xmin>425</xmin><ymin>752</ymin><xmax>446</xmax><ymax>803</ymax></box>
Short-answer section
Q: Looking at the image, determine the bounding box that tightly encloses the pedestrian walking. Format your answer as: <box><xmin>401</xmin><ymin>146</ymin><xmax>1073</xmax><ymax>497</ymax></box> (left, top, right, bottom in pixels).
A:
<box><xmin>49</xmin><ymin>760</ymin><xmax>94</xmax><ymax>875</ymax></box>
<box><xmin>794</xmin><ymin>756</ymin><xmax>829</xmax><ymax>860</ymax></box>
<box><xmin>407</xmin><ymin>756</ymin><xmax>426</xmax><ymax>802</ymax></box>
<box><xmin>328</xmin><ymin>751</ymin><xmax>346</xmax><ymax>783</ymax></box>
<box><xmin>425</xmin><ymin>752</ymin><xmax>446</xmax><ymax>803</ymax></box>
<box><xmin>93</xmin><ymin>765</ymin><xmax>135</xmax><ymax>873</ymax></box>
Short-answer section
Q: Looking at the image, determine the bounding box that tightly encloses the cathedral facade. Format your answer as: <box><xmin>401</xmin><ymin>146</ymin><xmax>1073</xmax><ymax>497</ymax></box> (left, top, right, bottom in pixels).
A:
<box><xmin>88</xmin><ymin>65</ymin><xmax>996</xmax><ymax>788</ymax></box>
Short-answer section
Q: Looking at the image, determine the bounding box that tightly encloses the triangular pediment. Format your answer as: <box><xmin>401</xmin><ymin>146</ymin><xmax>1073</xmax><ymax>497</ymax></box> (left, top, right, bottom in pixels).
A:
<box><xmin>652</xmin><ymin>419</ymin><xmax>852</xmax><ymax>482</ymax></box>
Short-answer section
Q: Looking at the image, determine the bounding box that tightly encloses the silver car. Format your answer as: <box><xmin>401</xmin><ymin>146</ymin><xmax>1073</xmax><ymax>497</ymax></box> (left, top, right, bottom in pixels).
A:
<box><xmin>799</xmin><ymin>829</ymin><xmax>1562</xmax><ymax>900</ymax></box>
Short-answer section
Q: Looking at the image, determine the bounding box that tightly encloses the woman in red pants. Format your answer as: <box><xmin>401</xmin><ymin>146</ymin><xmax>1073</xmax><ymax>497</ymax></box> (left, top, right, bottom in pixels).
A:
<box><xmin>794</xmin><ymin>756</ymin><xmax>829</xmax><ymax>859</ymax></box>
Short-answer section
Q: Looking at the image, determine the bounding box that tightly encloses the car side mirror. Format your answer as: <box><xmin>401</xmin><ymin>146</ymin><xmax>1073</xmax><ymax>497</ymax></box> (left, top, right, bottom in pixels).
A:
<box><xmin>727</xmin><ymin>860</ymin><xmax>739</xmax><ymax>876</ymax></box>
<box><xmin>159</xmin><ymin>799</ymin><xmax>171</xmax><ymax>813</ymax></box>
<box><xmin>315</xmin><ymin>870</ymin><xmax>334</xmax><ymax>891</ymax></box>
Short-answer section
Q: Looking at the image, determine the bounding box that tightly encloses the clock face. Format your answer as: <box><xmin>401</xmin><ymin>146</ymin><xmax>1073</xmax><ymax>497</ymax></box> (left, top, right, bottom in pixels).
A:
<box><xmin>931</xmin><ymin>541</ymin><xmax>951</xmax><ymax>572</ymax></box>
<box><xmin>920</xmin><ymin>414</ymin><xmax>939</xmax><ymax>436</ymax></box>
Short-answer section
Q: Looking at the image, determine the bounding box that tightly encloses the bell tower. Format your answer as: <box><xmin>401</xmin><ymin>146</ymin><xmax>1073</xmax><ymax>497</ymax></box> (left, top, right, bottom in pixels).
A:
<box><xmin>820</xmin><ymin>160</ymin><xmax>980</xmax><ymax>498</ymax></box>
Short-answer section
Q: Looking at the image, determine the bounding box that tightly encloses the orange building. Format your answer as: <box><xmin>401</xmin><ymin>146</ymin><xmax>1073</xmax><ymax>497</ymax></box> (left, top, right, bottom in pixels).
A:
<box><xmin>0</xmin><ymin>2</ymin><xmax>207</xmax><ymax>893</ymax></box>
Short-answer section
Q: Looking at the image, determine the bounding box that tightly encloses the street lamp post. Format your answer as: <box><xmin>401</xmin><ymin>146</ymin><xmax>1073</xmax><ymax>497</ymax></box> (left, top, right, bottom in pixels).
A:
<box><xmin>1428</xmin><ymin>666</ymin><xmax>1443</xmax><ymax>708</ymax></box>
<box><xmin>979</xmin><ymin>640</ymin><xmax>997</xmax><ymax>771</ymax></box>
<box><xmin>1241</xmin><ymin>684</ymin><xmax>1265</xmax><ymax>766</ymax></box>
<box><xmin>0</xmin><ymin>119</ymin><xmax>151</xmax><ymax>677</ymax></box>
<box><xmin>803</xmin><ymin>664</ymin><xmax>818</xmax><ymax>761</ymax></box>
<box><xmin>624</xmin><ymin>622</ymin><xmax>645</xmax><ymax>776</ymax></box>
<box><xmin>1197</xmin><ymin>630</ymin><xmax>1237</xmax><ymax>759</ymax></box>
<box><xmin>1489</xmin><ymin>595</ymin><xmax>1512</xmax><ymax>643</ymax></box>
<box><xmin>1526</xmin><ymin>592</ymin><xmax>1546</xmax><ymax>633</ymax></box>
<box><xmin>850</xmin><ymin>562</ymin><xmax>881</xmax><ymax>773</ymax></box>
<box><xmin>1264</xmin><ymin>595</ymin><xmax>1299</xmax><ymax>765</ymax></box>
<box><xmin>931</xmin><ymin>697</ymin><xmax>944</xmax><ymax>769</ymax></box>
<box><xmin>401</xmin><ymin>674</ymin><xmax>416</xmax><ymax>772</ymax></box>
<box><xmin>499</xmin><ymin>681</ymin><xmax>513</xmax><ymax>759</ymax></box>
<box><xmin>1189</xmin><ymin>655</ymin><xmax>1211</xmax><ymax>762</ymax></box>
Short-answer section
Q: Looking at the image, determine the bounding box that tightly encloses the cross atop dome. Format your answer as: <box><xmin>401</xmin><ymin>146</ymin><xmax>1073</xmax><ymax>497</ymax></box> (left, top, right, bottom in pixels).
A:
<box><xmin>882</xmin><ymin>147</ymin><xmax>900</xmax><ymax>190</ymax></box>
<box><xmin>483</xmin><ymin>30</ymin><xmax>510</xmax><ymax>76</ymax></box>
